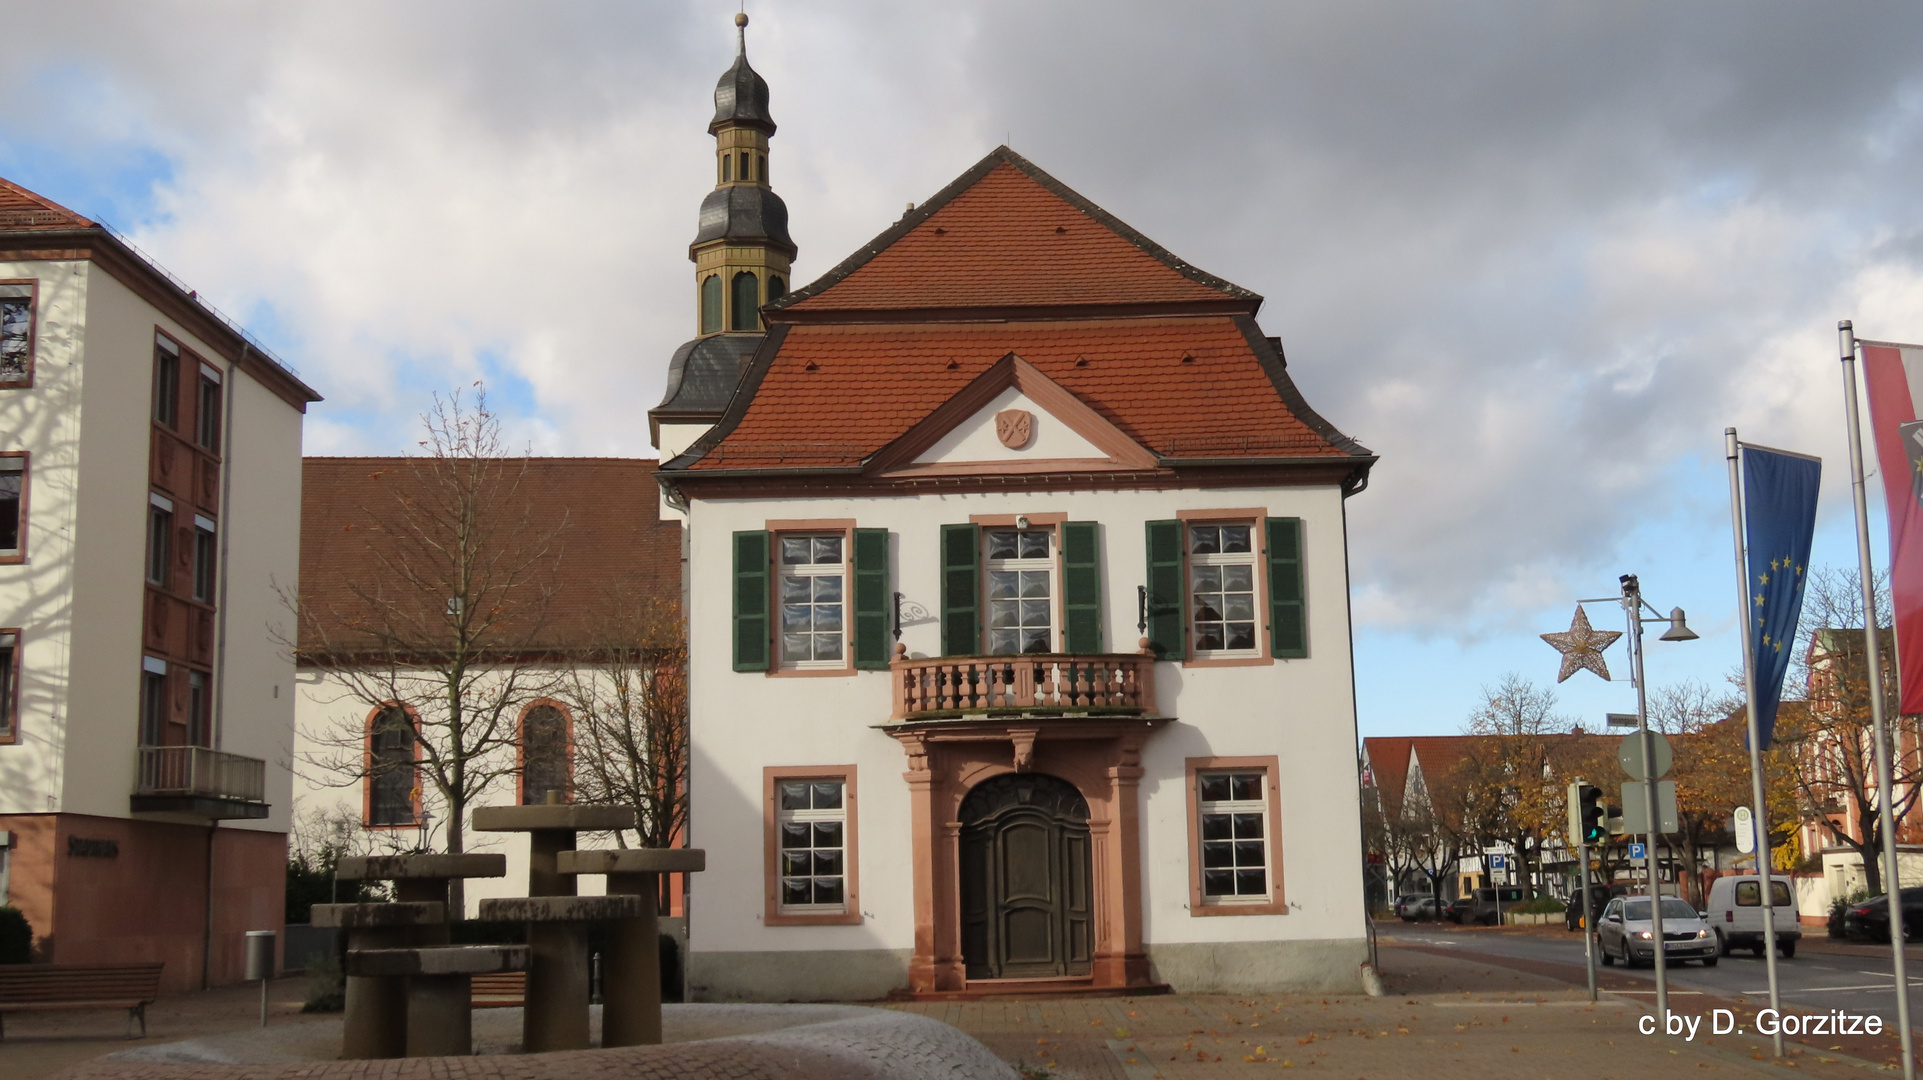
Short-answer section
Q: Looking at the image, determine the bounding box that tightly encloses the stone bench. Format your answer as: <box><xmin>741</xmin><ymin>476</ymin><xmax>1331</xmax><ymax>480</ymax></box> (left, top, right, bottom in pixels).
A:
<box><xmin>557</xmin><ymin>849</ymin><xmax>708</xmax><ymax>1047</ymax></box>
<box><xmin>345</xmin><ymin>945</ymin><xmax>529</xmax><ymax>1057</ymax></box>
<box><xmin>310</xmin><ymin>902</ymin><xmax>444</xmax><ymax>1059</ymax></box>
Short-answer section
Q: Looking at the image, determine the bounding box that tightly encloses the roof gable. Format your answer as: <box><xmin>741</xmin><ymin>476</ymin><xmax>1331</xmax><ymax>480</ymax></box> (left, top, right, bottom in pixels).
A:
<box><xmin>0</xmin><ymin>177</ymin><xmax>92</xmax><ymax>230</ymax></box>
<box><xmin>774</xmin><ymin>147</ymin><xmax>1259</xmax><ymax>316</ymax></box>
<box><xmin>871</xmin><ymin>352</ymin><xmax>1157</xmax><ymax>478</ymax></box>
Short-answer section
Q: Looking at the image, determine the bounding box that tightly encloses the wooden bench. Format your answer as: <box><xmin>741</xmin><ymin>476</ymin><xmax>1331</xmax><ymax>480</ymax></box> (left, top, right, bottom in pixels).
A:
<box><xmin>471</xmin><ymin>970</ymin><xmax>525</xmax><ymax>1008</ymax></box>
<box><xmin>0</xmin><ymin>962</ymin><xmax>165</xmax><ymax>1038</ymax></box>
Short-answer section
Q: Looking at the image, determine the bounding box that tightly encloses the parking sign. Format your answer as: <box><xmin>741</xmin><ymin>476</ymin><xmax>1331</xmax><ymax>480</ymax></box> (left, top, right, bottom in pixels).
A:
<box><xmin>1628</xmin><ymin>842</ymin><xmax>1646</xmax><ymax>860</ymax></box>
<box><xmin>1490</xmin><ymin>854</ymin><xmax>1507</xmax><ymax>869</ymax></box>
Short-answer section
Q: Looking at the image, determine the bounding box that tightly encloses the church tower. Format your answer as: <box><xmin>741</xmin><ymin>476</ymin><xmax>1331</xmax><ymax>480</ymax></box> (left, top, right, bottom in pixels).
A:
<box><xmin>692</xmin><ymin>11</ymin><xmax>794</xmax><ymax>336</ymax></box>
<box><xmin>651</xmin><ymin>12</ymin><xmax>797</xmax><ymax>455</ymax></box>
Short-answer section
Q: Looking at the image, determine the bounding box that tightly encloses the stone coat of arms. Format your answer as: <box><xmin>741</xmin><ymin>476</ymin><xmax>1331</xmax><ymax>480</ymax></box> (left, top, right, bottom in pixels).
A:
<box><xmin>995</xmin><ymin>409</ymin><xmax>1033</xmax><ymax>449</ymax></box>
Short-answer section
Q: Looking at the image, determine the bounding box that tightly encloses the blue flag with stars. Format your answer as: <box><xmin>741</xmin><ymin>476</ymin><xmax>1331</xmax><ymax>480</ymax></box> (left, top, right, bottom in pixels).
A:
<box><xmin>1743</xmin><ymin>443</ymin><xmax>1821</xmax><ymax>751</ymax></box>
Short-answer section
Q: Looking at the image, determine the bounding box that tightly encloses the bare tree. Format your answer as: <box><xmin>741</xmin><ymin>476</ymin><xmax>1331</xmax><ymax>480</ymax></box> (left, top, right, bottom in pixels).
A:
<box><xmin>562</xmin><ymin>593</ymin><xmax>689</xmax><ymax>906</ymax></box>
<box><xmin>1775</xmin><ymin>566</ymin><xmax>1923</xmax><ymax>895</ymax></box>
<box><xmin>287</xmin><ymin>388</ymin><xmax>566</xmax><ymax>913</ymax></box>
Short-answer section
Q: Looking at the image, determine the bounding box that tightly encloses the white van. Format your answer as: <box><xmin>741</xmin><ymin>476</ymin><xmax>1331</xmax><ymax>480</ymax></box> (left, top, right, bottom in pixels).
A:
<box><xmin>1705</xmin><ymin>875</ymin><xmax>1800</xmax><ymax>958</ymax></box>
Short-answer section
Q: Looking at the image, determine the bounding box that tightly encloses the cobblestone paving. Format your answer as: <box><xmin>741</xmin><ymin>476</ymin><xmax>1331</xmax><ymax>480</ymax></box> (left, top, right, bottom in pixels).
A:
<box><xmin>886</xmin><ymin>948</ymin><xmax>1910</xmax><ymax>1080</ymax></box>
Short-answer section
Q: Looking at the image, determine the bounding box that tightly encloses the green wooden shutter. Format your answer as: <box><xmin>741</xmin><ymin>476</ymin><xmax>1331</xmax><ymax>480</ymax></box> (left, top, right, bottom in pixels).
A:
<box><xmin>852</xmin><ymin>528</ymin><xmax>891</xmax><ymax>669</ymax></box>
<box><xmin>1144</xmin><ymin>520</ymin><xmax>1185</xmax><ymax>661</ymax></box>
<box><xmin>1062</xmin><ymin>522</ymin><xmax>1101</xmax><ymax>653</ymax></box>
<box><xmin>1267</xmin><ymin>517</ymin><xmax>1307</xmax><ymax>659</ymax></box>
<box><xmin>941</xmin><ymin>523</ymin><xmax>980</xmax><ymax>656</ymax></box>
<box><xmin>732</xmin><ymin>530</ymin><xmax>771</xmax><ymax>672</ymax></box>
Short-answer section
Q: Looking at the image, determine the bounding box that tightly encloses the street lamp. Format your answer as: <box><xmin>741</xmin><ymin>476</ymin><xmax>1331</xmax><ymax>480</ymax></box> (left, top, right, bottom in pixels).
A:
<box><xmin>1619</xmin><ymin>573</ymin><xmax>1696</xmax><ymax>1027</ymax></box>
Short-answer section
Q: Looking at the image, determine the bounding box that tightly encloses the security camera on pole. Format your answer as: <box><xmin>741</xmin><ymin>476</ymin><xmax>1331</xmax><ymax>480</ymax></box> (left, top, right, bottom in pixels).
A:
<box><xmin>1540</xmin><ymin>576</ymin><xmax>1697</xmax><ymax>1031</ymax></box>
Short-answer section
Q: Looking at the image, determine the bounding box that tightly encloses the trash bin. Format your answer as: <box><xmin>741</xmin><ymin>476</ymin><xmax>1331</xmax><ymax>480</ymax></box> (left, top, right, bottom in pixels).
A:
<box><xmin>245</xmin><ymin>930</ymin><xmax>276</xmax><ymax>1026</ymax></box>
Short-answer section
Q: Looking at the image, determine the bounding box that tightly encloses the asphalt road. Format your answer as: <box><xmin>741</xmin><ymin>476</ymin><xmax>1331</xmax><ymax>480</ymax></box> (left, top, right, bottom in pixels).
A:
<box><xmin>1378</xmin><ymin>918</ymin><xmax>1923</xmax><ymax>1031</ymax></box>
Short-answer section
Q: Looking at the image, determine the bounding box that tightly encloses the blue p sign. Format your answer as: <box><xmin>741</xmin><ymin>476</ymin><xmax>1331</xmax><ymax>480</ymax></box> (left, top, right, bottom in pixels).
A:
<box><xmin>1628</xmin><ymin>842</ymin><xmax>1646</xmax><ymax>860</ymax></box>
<box><xmin>1490</xmin><ymin>854</ymin><xmax>1507</xmax><ymax>869</ymax></box>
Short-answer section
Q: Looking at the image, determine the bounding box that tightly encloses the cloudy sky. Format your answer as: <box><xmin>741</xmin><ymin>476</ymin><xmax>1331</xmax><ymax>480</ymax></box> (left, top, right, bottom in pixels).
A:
<box><xmin>9</xmin><ymin>1</ymin><xmax>1923</xmax><ymax>737</ymax></box>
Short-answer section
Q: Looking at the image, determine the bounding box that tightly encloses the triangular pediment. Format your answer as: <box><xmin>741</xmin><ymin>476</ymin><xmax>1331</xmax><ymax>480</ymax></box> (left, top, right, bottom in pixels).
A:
<box><xmin>866</xmin><ymin>354</ymin><xmax>1158</xmax><ymax>477</ymax></box>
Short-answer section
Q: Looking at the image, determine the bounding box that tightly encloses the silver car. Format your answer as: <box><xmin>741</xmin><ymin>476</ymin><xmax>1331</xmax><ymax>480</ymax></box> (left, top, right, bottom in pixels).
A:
<box><xmin>1597</xmin><ymin>895</ymin><xmax>1718</xmax><ymax>967</ymax></box>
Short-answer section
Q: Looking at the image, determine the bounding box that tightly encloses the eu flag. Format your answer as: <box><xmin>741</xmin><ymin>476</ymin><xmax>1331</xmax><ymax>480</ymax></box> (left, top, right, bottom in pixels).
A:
<box><xmin>1743</xmin><ymin>443</ymin><xmax>1821</xmax><ymax>750</ymax></box>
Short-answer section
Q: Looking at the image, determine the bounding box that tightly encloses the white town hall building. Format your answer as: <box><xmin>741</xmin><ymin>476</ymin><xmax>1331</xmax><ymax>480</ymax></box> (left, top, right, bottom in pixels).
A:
<box><xmin>654</xmin><ymin>21</ymin><xmax>1379</xmax><ymax>1001</ymax></box>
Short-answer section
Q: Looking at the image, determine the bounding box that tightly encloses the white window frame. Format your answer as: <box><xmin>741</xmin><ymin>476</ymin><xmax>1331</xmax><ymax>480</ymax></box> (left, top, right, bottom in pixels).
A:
<box><xmin>1197</xmin><ymin>769</ymin><xmax>1273</xmax><ymax>905</ymax></box>
<box><xmin>983</xmin><ymin>527</ymin><xmax>1058</xmax><ymax>655</ymax></box>
<box><xmin>775</xmin><ymin>776</ymin><xmax>850</xmax><ymax>915</ymax></box>
<box><xmin>776</xmin><ymin>533</ymin><xmax>847</xmax><ymax>670</ymax></box>
<box><xmin>1188</xmin><ymin>521</ymin><xmax>1261</xmax><ymax>659</ymax></box>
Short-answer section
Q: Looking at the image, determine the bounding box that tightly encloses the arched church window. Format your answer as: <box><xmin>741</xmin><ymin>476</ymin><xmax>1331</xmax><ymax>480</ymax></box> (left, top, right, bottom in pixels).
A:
<box><xmin>721</xmin><ymin>154</ymin><xmax>731</xmax><ymax>183</ymax></box>
<box><xmin>702</xmin><ymin>275</ymin><xmax>723</xmax><ymax>334</ymax></box>
<box><xmin>768</xmin><ymin>275</ymin><xmax>786</xmax><ymax>301</ymax></box>
<box><xmin>731</xmin><ymin>271</ymin><xmax>759</xmax><ymax>331</ymax></box>
<box><xmin>366</xmin><ymin>705</ymin><xmax>418</xmax><ymax>827</ymax></box>
<box><xmin>520</xmin><ymin>702</ymin><xmax>570</xmax><ymax>805</ymax></box>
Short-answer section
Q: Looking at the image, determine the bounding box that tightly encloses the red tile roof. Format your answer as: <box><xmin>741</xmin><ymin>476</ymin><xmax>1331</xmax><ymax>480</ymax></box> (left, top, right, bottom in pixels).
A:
<box><xmin>0</xmin><ymin>177</ymin><xmax>93</xmax><ymax>230</ymax></box>
<box><xmin>782</xmin><ymin>155</ymin><xmax>1244</xmax><ymax>312</ymax></box>
<box><xmin>298</xmin><ymin>457</ymin><xmax>681</xmax><ymax>655</ymax></box>
<box><xmin>686</xmin><ymin>316</ymin><xmax>1358</xmax><ymax>470</ymax></box>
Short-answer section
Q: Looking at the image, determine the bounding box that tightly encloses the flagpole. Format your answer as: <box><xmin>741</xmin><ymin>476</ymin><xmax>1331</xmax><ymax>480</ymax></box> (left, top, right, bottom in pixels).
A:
<box><xmin>1840</xmin><ymin>318</ymin><xmax>1916</xmax><ymax>1080</ymax></box>
<box><xmin>1725</xmin><ymin>427</ymin><xmax>1784</xmax><ymax>1058</ymax></box>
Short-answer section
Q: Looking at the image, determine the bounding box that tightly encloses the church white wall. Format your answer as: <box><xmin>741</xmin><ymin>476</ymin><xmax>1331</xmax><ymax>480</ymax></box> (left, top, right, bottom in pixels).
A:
<box><xmin>683</xmin><ymin>484</ymin><xmax>1368</xmax><ymax>973</ymax></box>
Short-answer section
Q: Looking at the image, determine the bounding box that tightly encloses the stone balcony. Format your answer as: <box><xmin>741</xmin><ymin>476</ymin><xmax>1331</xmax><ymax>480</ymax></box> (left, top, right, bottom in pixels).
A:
<box><xmin>131</xmin><ymin>744</ymin><xmax>269</xmax><ymax>819</ymax></box>
<box><xmin>888</xmin><ymin>648</ymin><xmax>1158</xmax><ymax>721</ymax></box>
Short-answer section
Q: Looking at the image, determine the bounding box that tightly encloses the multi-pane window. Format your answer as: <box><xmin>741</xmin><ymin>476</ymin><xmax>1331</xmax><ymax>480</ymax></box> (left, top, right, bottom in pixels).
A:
<box><xmin>0</xmin><ymin>295</ymin><xmax>29</xmax><ymax>385</ymax></box>
<box><xmin>196</xmin><ymin>366</ymin><xmax>222</xmax><ymax>452</ymax></box>
<box><xmin>1190</xmin><ymin>524</ymin><xmax>1258</xmax><ymax>655</ymax></box>
<box><xmin>520</xmin><ymin>703</ymin><xmax>570</xmax><ymax>804</ymax></box>
<box><xmin>0</xmin><ymin>456</ymin><xmax>22</xmax><ymax>557</ymax></box>
<box><xmin>147</xmin><ymin>495</ymin><xmax>173</xmax><ymax>587</ymax></box>
<box><xmin>985</xmin><ymin>528</ymin><xmax>1054</xmax><ymax>654</ymax></box>
<box><xmin>153</xmin><ymin>337</ymin><xmax>179</xmax><ymax>428</ymax></box>
<box><xmin>0</xmin><ymin>630</ymin><xmax>17</xmax><ymax>740</ymax></box>
<box><xmin>701</xmin><ymin>275</ymin><xmax>723</xmax><ymax>334</ymax></box>
<box><xmin>187</xmin><ymin>670</ymin><xmax>210</xmax><ymax>747</ymax></box>
<box><xmin>779</xmin><ymin>534</ymin><xmax>844</xmax><ymax>667</ymax></box>
<box><xmin>192</xmin><ymin>517</ymin><xmax>217</xmax><ymax>602</ymax></box>
<box><xmin>777</xmin><ymin>778</ymin><xmax>847</xmax><ymax>912</ymax></box>
<box><xmin>139</xmin><ymin>658</ymin><xmax>167</xmax><ymax>746</ymax></box>
<box><xmin>1198</xmin><ymin>771</ymin><xmax>1271</xmax><ymax>903</ymax></box>
<box><xmin>368</xmin><ymin>707</ymin><xmax>418</xmax><ymax>827</ymax></box>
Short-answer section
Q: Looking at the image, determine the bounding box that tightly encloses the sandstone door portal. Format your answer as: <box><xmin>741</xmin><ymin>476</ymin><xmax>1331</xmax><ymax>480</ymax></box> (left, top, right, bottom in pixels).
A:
<box><xmin>958</xmin><ymin>773</ymin><xmax>1092</xmax><ymax>979</ymax></box>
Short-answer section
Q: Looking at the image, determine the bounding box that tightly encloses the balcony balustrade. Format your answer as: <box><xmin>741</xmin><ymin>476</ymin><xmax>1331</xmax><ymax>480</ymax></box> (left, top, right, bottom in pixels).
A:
<box><xmin>890</xmin><ymin>648</ymin><xmax>1157</xmax><ymax>720</ymax></box>
<box><xmin>132</xmin><ymin>745</ymin><xmax>269</xmax><ymax>819</ymax></box>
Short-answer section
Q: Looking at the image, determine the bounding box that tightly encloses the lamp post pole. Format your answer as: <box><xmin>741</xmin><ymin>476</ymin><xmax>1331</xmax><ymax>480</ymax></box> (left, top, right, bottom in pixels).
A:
<box><xmin>1621</xmin><ymin>573</ymin><xmax>1669</xmax><ymax>1027</ymax></box>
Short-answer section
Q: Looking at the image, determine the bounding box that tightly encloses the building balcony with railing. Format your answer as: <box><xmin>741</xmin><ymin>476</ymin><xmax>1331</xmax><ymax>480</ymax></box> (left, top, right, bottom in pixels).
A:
<box><xmin>888</xmin><ymin>644</ymin><xmax>1158</xmax><ymax>722</ymax></box>
<box><xmin>131</xmin><ymin>745</ymin><xmax>270</xmax><ymax>819</ymax></box>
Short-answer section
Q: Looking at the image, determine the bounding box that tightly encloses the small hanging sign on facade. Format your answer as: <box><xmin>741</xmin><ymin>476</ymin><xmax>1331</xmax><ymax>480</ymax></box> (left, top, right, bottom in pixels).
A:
<box><xmin>995</xmin><ymin>409</ymin><xmax>1033</xmax><ymax>449</ymax></box>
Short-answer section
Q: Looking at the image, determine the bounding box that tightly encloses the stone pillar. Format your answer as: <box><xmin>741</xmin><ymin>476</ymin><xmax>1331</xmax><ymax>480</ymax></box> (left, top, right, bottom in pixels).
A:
<box><xmin>601</xmin><ymin>871</ymin><xmax>661</xmax><ymax>1047</ymax></box>
<box><xmin>395</xmin><ymin>877</ymin><xmax>453</xmax><ymax>946</ymax></box>
<box><xmin>525</xmin><ymin>922</ymin><xmax>591</xmax><ymax>1052</ymax></box>
<box><xmin>1096</xmin><ymin>736</ymin><xmax>1151</xmax><ymax>987</ymax></box>
<box><xmin>406</xmin><ymin>974</ymin><xmax>473</xmax><ymax>1056</ymax></box>
<box><xmin>341</xmin><ymin>926</ymin><xmax>410</xmax><ymax>1059</ymax></box>
<box><xmin>896</xmin><ymin>733</ymin><xmax>942</xmax><ymax>993</ymax></box>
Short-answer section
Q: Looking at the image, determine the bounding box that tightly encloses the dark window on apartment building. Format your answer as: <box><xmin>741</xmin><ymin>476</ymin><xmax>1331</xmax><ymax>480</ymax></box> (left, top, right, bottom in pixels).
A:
<box><xmin>0</xmin><ymin>630</ymin><xmax>17</xmax><ymax>742</ymax></box>
<box><xmin>188</xmin><ymin>670</ymin><xmax>210</xmax><ymax>747</ymax></box>
<box><xmin>140</xmin><ymin>660</ymin><xmax>168</xmax><ymax>746</ymax></box>
<box><xmin>0</xmin><ymin>455</ymin><xmax>23</xmax><ymax>557</ymax></box>
<box><xmin>153</xmin><ymin>337</ymin><xmax>180</xmax><ymax>428</ymax></box>
<box><xmin>193</xmin><ymin>517</ymin><xmax>217</xmax><ymax>602</ymax></box>
<box><xmin>147</xmin><ymin>496</ymin><xmax>173</xmax><ymax>587</ymax></box>
<box><xmin>196</xmin><ymin>368</ymin><xmax>222</xmax><ymax>452</ymax></box>
<box><xmin>0</xmin><ymin>291</ymin><xmax>31</xmax><ymax>387</ymax></box>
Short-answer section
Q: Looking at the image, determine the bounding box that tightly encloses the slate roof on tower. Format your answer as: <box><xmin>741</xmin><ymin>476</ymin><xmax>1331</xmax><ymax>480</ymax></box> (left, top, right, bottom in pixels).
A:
<box><xmin>663</xmin><ymin>147</ymin><xmax>1373</xmax><ymax>485</ymax></box>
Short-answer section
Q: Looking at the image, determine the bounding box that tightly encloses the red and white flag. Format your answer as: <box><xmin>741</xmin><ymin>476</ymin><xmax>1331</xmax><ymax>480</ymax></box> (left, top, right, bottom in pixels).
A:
<box><xmin>1858</xmin><ymin>340</ymin><xmax>1923</xmax><ymax>713</ymax></box>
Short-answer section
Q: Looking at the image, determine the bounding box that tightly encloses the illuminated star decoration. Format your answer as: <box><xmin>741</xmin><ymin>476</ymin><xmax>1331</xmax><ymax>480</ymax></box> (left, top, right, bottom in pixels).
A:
<box><xmin>1540</xmin><ymin>606</ymin><xmax>1623</xmax><ymax>683</ymax></box>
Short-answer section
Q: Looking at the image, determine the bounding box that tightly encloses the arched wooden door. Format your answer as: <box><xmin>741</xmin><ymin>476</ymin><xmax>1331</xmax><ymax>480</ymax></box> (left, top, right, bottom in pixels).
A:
<box><xmin>959</xmin><ymin>773</ymin><xmax>1093</xmax><ymax>980</ymax></box>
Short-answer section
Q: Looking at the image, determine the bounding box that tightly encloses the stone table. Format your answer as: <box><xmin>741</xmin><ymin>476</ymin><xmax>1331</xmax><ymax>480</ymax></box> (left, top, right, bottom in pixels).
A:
<box><xmin>475</xmin><ymin>894</ymin><xmax>644</xmax><ymax>1051</ymax></box>
<box><xmin>336</xmin><ymin>853</ymin><xmax>507</xmax><ymax>944</ymax></box>
<box><xmin>344</xmin><ymin>944</ymin><xmax>529</xmax><ymax>1057</ymax></box>
<box><xmin>557</xmin><ymin>848</ymin><xmax>707</xmax><ymax>1047</ymax></box>
<box><xmin>471</xmin><ymin>801</ymin><xmax>637</xmax><ymax>1053</ymax></box>
<box><xmin>309</xmin><ymin>901</ymin><xmax>444</xmax><ymax>1059</ymax></box>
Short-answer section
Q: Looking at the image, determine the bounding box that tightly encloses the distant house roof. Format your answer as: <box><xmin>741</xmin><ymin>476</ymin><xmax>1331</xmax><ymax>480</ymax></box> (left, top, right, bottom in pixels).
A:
<box><xmin>0</xmin><ymin>177</ymin><xmax>93</xmax><ymax>230</ymax></box>
<box><xmin>298</xmin><ymin>457</ymin><xmax>681</xmax><ymax>658</ymax></box>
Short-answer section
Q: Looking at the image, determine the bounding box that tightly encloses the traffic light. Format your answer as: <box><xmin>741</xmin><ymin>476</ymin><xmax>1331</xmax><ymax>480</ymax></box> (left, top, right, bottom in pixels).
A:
<box><xmin>1578</xmin><ymin>784</ymin><xmax>1607</xmax><ymax>844</ymax></box>
<box><xmin>1568</xmin><ymin>780</ymin><xmax>1608</xmax><ymax>846</ymax></box>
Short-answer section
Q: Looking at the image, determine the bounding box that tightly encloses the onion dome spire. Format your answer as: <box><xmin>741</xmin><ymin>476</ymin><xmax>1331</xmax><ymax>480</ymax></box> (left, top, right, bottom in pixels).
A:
<box><xmin>711</xmin><ymin>12</ymin><xmax>774</xmax><ymax>135</ymax></box>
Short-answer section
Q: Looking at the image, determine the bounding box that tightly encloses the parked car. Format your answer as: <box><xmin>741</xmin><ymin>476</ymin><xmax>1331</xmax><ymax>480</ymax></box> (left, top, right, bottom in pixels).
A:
<box><xmin>1704</xmin><ymin>875</ymin><xmax>1800</xmax><ymax>958</ymax></box>
<box><xmin>1462</xmin><ymin>886</ymin><xmax>1527</xmax><ymax>926</ymax></box>
<box><xmin>1597</xmin><ymin>895</ymin><xmax>1718</xmax><ymax>967</ymax></box>
<box><xmin>1564</xmin><ymin>885</ymin><xmax>1614</xmax><ymax>931</ymax></box>
<box><xmin>1443</xmin><ymin>896</ymin><xmax>1476</xmax><ymax>924</ymax></box>
<box><xmin>1395</xmin><ymin>894</ymin><xmax>1440</xmax><ymax>921</ymax></box>
<box><xmin>1842</xmin><ymin>887</ymin><xmax>1923</xmax><ymax>943</ymax></box>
